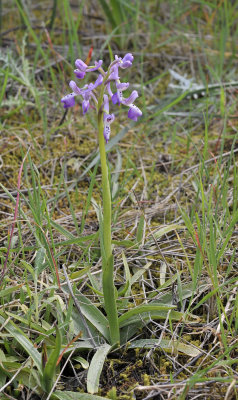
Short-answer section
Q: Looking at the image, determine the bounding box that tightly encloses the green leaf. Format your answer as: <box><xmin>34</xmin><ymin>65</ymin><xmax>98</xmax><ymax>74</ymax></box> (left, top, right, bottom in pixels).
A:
<box><xmin>0</xmin><ymin>350</ymin><xmax>7</xmax><ymax>387</ymax></box>
<box><xmin>5</xmin><ymin>311</ymin><xmax>51</xmax><ymax>336</ymax></box>
<box><xmin>69</xmin><ymin>266</ymin><xmax>90</xmax><ymax>280</ymax></box>
<box><xmin>35</xmin><ymin>247</ymin><xmax>46</xmax><ymax>278</ymax></box>
<box><xmin>131</xmin><ymin>262</ymin><xmax>152</xmax><ymax>286</ymax></box>
<box><xmin>0</xmin><ymin>66</ymin><xmax>9</xmax><ymax>106</ymax></box>
<box><xmin>136</xmin><ymin>215</ymin><xmax>145</xmax><ymax>244</ymax></box>
<box><xmin>119</xmin><ymin>251</ymin><xmax>131</xmax><ymax>300</ymax></box>
<box><xmin>73</xmin><ymin>356</ymin><xmax>89</xmax><ymax>369</ymax></box>
<box><xmin>118</xmin><ymin>304</ymin><xmax>176</xmax><ymax>326</ymax></box>
<box><xmin>0</xmin><ymin>315</ymin><xmax>42</xmax><ymax>373</ymax></box>
<box><xmin>129</xmin><ymin>339</ymin><xmax>201</xmax><ymax>357</ymax></box>
<box><xmin>119</xmin><ymin>309</ymin><xmax>198</xmax><ymax>328</ymax></box>
<box><xmin>52</xmin><ymin>391</ymin><xmax>109</xmax><ymax>400</ymax></box>
<box><xmin>152</xmin><ymin>224</ymin><xmax>185</xmax><ymax>240</ymax></box>
<box><xmin>50</xmin><ymin>220</ymin><xmax>76</xmax><ymax>239</ymax></box>
<box><xmin>120</xmin><ymin>322</ymin><xmax>144</xmax><ymax>345</ymax></box>
<box><xmin>41</xmin><ymin>325</ymin><xmax>62</xmax><ymax>393</ymax></box>
<box><xmin>87</xmin><ymin>344</ymin><xmax>112</xmax><ymax>394</ymax></box>
<box><xmin>13</xmin><ymin>368</ymin><xmax>41</xmax><ymax>395</ymax></box>
<box><xmin>54</xmin><ymin>233</ymin><xmax>98</xmax><ymax>248</ymax></box>
<box><xmin>0</xmin><ymin>284</ymin><xmax>23</xmax><ymax>298</ymax></box>
<box><xmin>62</xmin><ymin>287</ymin><xmax>110</xmax><ymax>342</ymax></box>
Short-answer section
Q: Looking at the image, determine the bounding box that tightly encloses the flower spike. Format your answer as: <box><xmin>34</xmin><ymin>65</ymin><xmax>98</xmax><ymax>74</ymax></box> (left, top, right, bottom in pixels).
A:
<box><xmin>61</xmin><ymin>52</ymin><xmax>142</xmax><ymax>142</ymax></box>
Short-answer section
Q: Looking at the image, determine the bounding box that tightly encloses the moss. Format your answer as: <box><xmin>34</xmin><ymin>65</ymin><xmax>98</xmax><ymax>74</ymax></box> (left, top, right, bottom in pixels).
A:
<box><xmin>142</xmin><ymin>373</ymin><xmax>151</xmax><ymax>386</ymax></box>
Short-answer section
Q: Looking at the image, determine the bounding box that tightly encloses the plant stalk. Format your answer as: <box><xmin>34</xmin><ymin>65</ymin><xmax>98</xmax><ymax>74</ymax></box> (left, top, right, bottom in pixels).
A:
<box><xmin>97</xmin><ymin>102</ymin><xmax>120</xmax><ymax>345</ymax></box>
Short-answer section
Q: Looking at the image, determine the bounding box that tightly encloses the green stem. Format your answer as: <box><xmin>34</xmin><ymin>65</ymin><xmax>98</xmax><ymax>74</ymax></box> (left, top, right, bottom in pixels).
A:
<box><xmin>97</xmin><ymin>99</ymin><xmax>120</xmax><ymax>345</ymax></box>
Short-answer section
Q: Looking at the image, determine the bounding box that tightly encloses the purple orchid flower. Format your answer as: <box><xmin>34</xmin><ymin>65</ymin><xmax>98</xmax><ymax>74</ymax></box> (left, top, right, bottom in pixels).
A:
<box><xmin>68</xmin><ymin>74</ymin><xmax>103</xmax><ymax>114</ymax></box>
<box><xmin>120</xmin><ymin>53</ymin><xmax>134</xmax><ymax>69</ymax></box>
<box><xmin>111</xmin><ymin>82</ymin><xmax>130</xmax><ymax>105</ymax></box>
<box><xmin>74</xmin><ymin>59</ymin><xmax>103</xmax><ymax>79</ymax></box>
<box><xmin>121</xmin><ymin>90</ymin><xmax>142</xmax><ymax>121</ymax></box>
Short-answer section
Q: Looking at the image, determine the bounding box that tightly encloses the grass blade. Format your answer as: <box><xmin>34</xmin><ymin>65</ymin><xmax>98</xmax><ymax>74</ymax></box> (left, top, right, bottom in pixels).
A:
<box><xmin>0</xmin><ymin>315</ymin><xmax>42</xmax><ymax>373</ymax></box>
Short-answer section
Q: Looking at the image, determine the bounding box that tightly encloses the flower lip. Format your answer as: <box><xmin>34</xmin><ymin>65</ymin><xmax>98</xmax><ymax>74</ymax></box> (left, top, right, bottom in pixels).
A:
<box><xmin>104</xmin><ymin>113</ymin><xmax>115</xmax><ymax>124</ymax></box>
<box><xmin>128</xmin><ymin>104</ymin><xmax>142</xmax><ymax>121</ymax></box>
<box><xmin>103</xmin><ymin>114</ymin><xmax>115</xmax><ymax>143</ymax></box>
<box><xmin>74</xmin><ymin>69</ymin><xmax>86</xmax><ymax>79</ymax></box>
<box><xmin>61</xmin><ymin>93</ymin><xmax>76</xmax><ymax>108</ymax></box>
<box><xmin>120</xmin><ymin>61</ymin><xmax>132</xmax><ymax>69</ymax></box>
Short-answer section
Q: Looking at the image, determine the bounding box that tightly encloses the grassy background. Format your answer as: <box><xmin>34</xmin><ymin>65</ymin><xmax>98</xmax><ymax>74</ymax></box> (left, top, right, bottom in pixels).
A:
<box><xmin>0</xmin><ymin>0</ymin><xmax>238</xmax><ymax>399</ymax></box>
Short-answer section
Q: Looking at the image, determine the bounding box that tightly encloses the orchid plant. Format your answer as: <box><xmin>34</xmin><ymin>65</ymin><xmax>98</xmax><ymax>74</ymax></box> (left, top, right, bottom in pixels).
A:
<box><xmin>61</xmin><ymin>53</ymin><xmax>142</xmax><ymax>345</ymax></box>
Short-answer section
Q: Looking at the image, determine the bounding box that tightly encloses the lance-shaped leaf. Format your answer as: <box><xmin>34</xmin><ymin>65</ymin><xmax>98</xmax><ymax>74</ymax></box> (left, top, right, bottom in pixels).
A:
<box><xmin>129</xmin><ymin>339</ymin><xmax>202</xmax><ymax>357</ymax></box>
<box><xmin>87</xmin><ymin>343</ymin><xmax>112</xmax><ymax>394</ymax></box>
<box><xmin>118</xmin><ymin>304</ymin><xmax>176</xmax><ymax>327</ymax></box>
<box><xmin>62</xmin><ymin>286</ymin><xmax>110</xmax><ymax>342</ymax></box>
<box><xmin>52</xmin><ymin>391</ymin><xmax>109</xmax><ymax>399</ymax></box>
<box><xmin>40</xmin><ymin>325</ymin><xmax>62</xmax><ymax>393</ymax></box>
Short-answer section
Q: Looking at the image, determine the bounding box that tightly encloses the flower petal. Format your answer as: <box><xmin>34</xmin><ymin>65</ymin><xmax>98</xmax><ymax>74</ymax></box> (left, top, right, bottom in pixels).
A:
<box><xmin>116</xmin><ymin>82</ymin><xmax>129</xmax><ymax>90</ymax></box>
<box><xmin>83</xmin><ymin>75</ymin><xmax>103</xmax><ymax>95</ymax></box>
<box><xmin>106</xmin><ymin>82</ymin><xmax>114</xmax><ymax>98</ymax></box>
<box><xmin>128</xmin><ymin>104</ymin><xmax>142</xmax><ymax>121</ymax></box>
<box><xmin>75</xmin><ymin>59</ymin><xmax>88</xmax><ymax>70</ymax></box>
<box><xmin>123</xmin><ymin>53</ymin><xmax>134</xmax><ymax>63</ymax></box>
<box><xmin>94</xmin><ymin>74</ymin><xmax>103</xmax><ymax>88</ymax></box>
<box><xmin>69</xmin><ymin>80</ymin><xmax>82</xmax><ymax>94</ymax></box>
<box><xmin>103</xmin><ymin>94</ymin><xmax>109</xmax><ymax>114</ymax></box>
<box><xmin>103</xmin><ymin>124</ymin><xmax>111</xmax><ymax>143</ymax></box>
<box><xmin>103</xmin><ymin>114</ymin><xmax>115</xmax><ymax>143</ymax></box>
<box><xmin>87</xmin><ymin>60</ymin><xmax>103</xmax><ymax>72</ymax></box>
<box><xmin>82</xmin><ymin>99</ymin><xmax>90</xmax><ymax>114</ymax></box>
<box><xmin>121</xmin><ymin>90</ymin><xmax>138</xmax><ymax>106</ymax></box>
<box><xmin>111</xmin><ymin>93</ymin><xmax>119</xmax><ymax>105</ymax></box>
<box><xmin>61</xmin><ymin>93</ymin><xmax>76</xmax><ymax>108</ymax></box>
<box><xmin>108</xmin><ymin>64</ymin><xmax>120</xmax><ymax>81</ymax></box>
<box><xmin>120</xmin><ymin>53</ymin><xmax>134</xmax><ymax>68</ymax></box>
<box><xmin>105</xmin><ymin>114</ymin><xmax>115</xmax><ymax>124</ymax></box>
<box><xmin>74</xmin><ymin>69</ymin><xmax>86</xmax><ymax>79</ymax></box>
